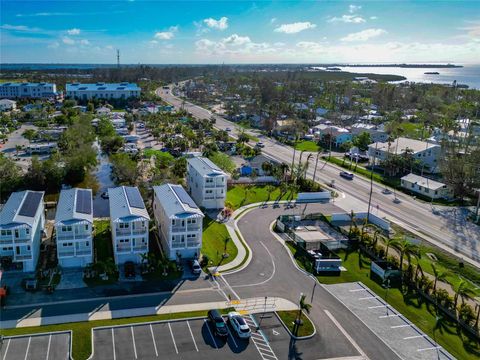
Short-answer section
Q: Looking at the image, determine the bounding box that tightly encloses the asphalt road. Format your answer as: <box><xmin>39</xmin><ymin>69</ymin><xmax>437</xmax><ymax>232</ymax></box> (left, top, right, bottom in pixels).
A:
<box><xmin>157</xmin><ymin>85</ymin><xmax>480</xmax><ymax>268</ymax></box>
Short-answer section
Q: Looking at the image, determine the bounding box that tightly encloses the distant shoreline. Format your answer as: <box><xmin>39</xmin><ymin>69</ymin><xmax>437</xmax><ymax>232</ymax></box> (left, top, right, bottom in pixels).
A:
<box><xmin>331</xmin><ymin>64</ymin><xmax>463</xmax><ymax>69</ymax></box>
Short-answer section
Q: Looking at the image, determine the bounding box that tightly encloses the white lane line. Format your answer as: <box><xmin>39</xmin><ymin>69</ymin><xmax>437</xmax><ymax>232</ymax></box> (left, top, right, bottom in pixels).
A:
<box><xmin>379</xmin><ymin>314</ymin><xmax>400</xmax><ymax>318</ymax></box>
<box><xmin>130</xmin><ymin>327</ymin><xmax>137</xmax><ymax>359</ymax></box>
<box><xmin>417</xmin><ymin>346</ymin><xmax>441</xmax><ymax>352</ymax></box>
<box><xmin>186</xmin><ymin>321</ymin><xmax>199</xmax><ymax>352</ymax></box>
<box><xmin>111</xmin><ymin>328</ymin><xmax>116</xmax><ymax>360</ymax></box>
<box><xmin>168</xmin><ymin>323</ymin><xmax>178</xmax><ymax>354</ymax></box>
<box><xmin>45</xmin><ymin>335</ymin><xmax>52</xmax><ymax>360</ymax></box>
<box><xmin>404</xmin><ymin>335</ymin><xmax>426</xmax><ymax>340</ymax></box>
<box><xmin>391</xmin><ymin>324</ymin><xmax>411</xmax><ymax>328</ymax></box>
<box><xmin>227</xmin><ymin>327</ymin><xmax>238</xmax><ymax>348</ymax></box>
<box><xmin>358</xmin><ymin>296</ymin><xmax>377</xmax><ymax>300</ymax></box>
<box><xmin>349</xmin><ymin>289</ymin><xmax>367</xmax><ymax>292</ymax></box>
<box><xmin>2</xmin><ymin>339</ymin><xmax>11</xmax><ymax>360</ymax></box>
<box><xmin>203</xmin><ymin>319</ymin><xmax>218</xmax><ymax>349</ymax></box>
<box><xmin>149</xmin><ymin>324</ymin><xmax>158</xmax><ymax>357</ymax></box>
<box><xmin>24</xmin><ymin>337</ymin><xmax>31</xmax><ymax>360</ymax></box>
<box><xmin>324</xmin><ymin>310</ymin><xmax>369</xmax><ymax>360</ymax></box>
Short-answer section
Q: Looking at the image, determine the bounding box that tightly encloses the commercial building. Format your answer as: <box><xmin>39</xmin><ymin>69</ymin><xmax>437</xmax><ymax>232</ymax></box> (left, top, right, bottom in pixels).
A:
<box><xmin>153</xmin><ymin>184</ymin><xmax>204</xmax><ymax>261</ymax></box>
<box><xmin>187</xmin><ymin>156</ymin><xmax>227</xmax><ymax>209</ymax></box>
<box><xmin>0</xmin><ymin>191</ymin><xmax>45</xmax><ymax>272</ymax></box>
<box><xmin>0</xmin><ymin>99</ymin><xmax>17</xmax><ymax>111</ymax></box>
<box><xmin>400</xmin><ymin>173</ymin><xmax>454</xmax><ymax>200</ymax></box>
<box><xmin>0</xmin><ymin>82</ymin><xmax>58</xmax><ymax>99</ymax></box>
<box><xmin>54</xmin><ymin>188</ymin><xmax>93</xmax><ymax>267</ymax></box>
<box><xmin>368</xmin><ymin>137</ymin><xmax>442</xmax><ymax>173</ymax></box>
<box><xmin>66</xmin><ymin>83</ymin><xmax>141</xmax><ymax>100</ymax></box>
<box><xmin>108</xmin><ymin>186</ymin><xmax>150</xmax><ymax>265</ymax></box>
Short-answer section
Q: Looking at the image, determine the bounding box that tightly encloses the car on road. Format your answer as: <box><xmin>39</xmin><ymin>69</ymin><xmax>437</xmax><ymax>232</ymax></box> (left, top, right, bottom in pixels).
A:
<box><xmin>100</xmin><ymin>191</ymin><xmax>109</xmax><ymax>199</ymax></box>
<box><xmin>228</xmin><ymin>311</ymin><xmax>251</xmax><ymax>338</ymax></box>
<box><xmin>225</xmin><ymin>127</ymin><xmax>232</xmax><ymax>132</ymax></box>
<box><xmin>339</xmin><ymin>171</ymin><xmax>354</xmax><ymax>180</ymax></box>
<box><xmin>124</xmin><ymin>261</ymin><xmax>136</xmax><ymax>278</ymax></box>
<box><xmin>208</xmin><ymin>309</ymin><xmax>228</xmax><ymax>337</ymax></box>
<box><xmin>190</xmin><ymin>259</ymin><xmax>202</xmax><ymax>275</ymax></box>
<box><xmin>255</xmin><ymin>142</ymin><xmax>265</xmax><ymax>148</ymax></box>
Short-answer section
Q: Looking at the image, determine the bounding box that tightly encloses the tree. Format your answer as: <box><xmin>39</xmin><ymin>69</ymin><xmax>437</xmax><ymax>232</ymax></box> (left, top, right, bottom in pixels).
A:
<box><xmin>111</xmin><ymin>153</ymin><xmax>139</xmax><ymax>185</ymax></box>
<box><xmin>295</xmin><ymin>294</ymin><xmax>312</xmax><ymax>336</ymax></box>
<box><xmin>22</xmin><ymin>129</ymin><xmax>37</xmax><ymax>142</ymax></box>
<box><xmin>392</xmin><ymin>238</ymin><xmax>419</xmax><ymax>274</ymax></box>
<box><xmin>353</xmin><ymin>131</ymin><xmax>372</xmax><ymax>151</ymax></box>
<box><xmin>0</xmin><ymin>155</ymin><xmax>22</xmax><ymax>199</ymax></box>
<box><xmin>383</xmin><ymin>237</ymin><xmax>399</xmax><ymax>261</ymax></box>
<box><xmin>453</xmin><ymin>279</ymin><xmax>475</xmax><ymax>313</ymax></box>
<box><xmin>431</xmin><ymin>264</ymin><xmax>447</xmax><ymax>294</ymax></box>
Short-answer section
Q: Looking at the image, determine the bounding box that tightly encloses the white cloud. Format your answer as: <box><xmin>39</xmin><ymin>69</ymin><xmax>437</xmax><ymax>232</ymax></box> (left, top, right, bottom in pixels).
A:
<box><xmin>274</xmin><ymin>22</ymin><xmax>316</xmax><ymax>34</ymax></box>
<box><xmin>0</xmin><ymin>24</ymin><xmax>41</xmax><ymax>32</ymax></box>
<box><xmin>349</xmin><ymin>4</ymin><xmax>362</xmax><ymax>13</ymax></box>
<box><xmin>62</xmin><ymin>36</ymin><xmax>75</xmax><ymax>45</ymax></box>
<box><xmin>47</xmin><ymin>41</ymin><xmax>60</xmax><ymax>49</ymax></box>
<box><xmin>203</xmin><ymin>17</ymin><xmax>228</xmax><ymax>30</ymax></box>
<box><xmin>328</xmin><ymin>15</ymin><xmax>366</xmax><ymax>24</ymax></box>
<box><xmin>154</xmin><ymin>26</ymin><xmax>178</xmax><ymax>40</ymax></box>
<box><xmin>67</xmin><ymin>28</ymin><xmax>80</xmax><ymax>35</ymax></box>
<box><xmin>341</xmin><ymin>28</ymin><xmax>387</xmax><ymax>42</ymax></box>
<box><xmin>458</xmin><ymin>21</ymin><xmax>480</xmax><ymax>42</ymax></box>
<box><xmin>370</xmin><ymin>16</ymin><xmax>378</xmax><ymax>20</ymax></box>
<box><xmin>79</xmin><ymin>39</ymin><xmax>90</xmax><ymax>45</ymax></box>
<box><xmin>195</xmin><ymin>33</ymin><xmax>278</xmax><ymax>57</ymax></box>
<box><xmin>16</xmin><ymin>12</ymin><xmax>74</xmax><ymax>17</ymax></box>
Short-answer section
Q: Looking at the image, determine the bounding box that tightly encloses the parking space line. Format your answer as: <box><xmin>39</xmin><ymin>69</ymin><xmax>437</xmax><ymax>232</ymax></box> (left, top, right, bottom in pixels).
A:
<box><xmin>149</xmin><ymin>324</ymin><xmax>158</xmax><ymax>357</ymax></box>
<box><xmin>379</xmin><ymin>314</ymin><xmax>400</xmax><ymax>318</ymax></box>
<box><xmin>23</xmin><ymin>337</ymin><xmax>31</xmax><ymax>360</ymax></box>
<box><xmin>358</xmin><ymin>296</ymin><xmax>377</xmax><ymax>300</ymax></box>
<box><xmin>111</xmin><ymin>328</ymin><xmax>116</xmax><ymax>360</ymax></box>
<box><xmin>130</xmin><ymin>327</ymin><xmax>138</xmax><ymax>359</ymax></box>
<box><xmin>203</xmin><ymin>319</ymin><xmax>218</xmax><ymax>349</ymax></box>
<box><xmin>227</xmin><ymin>328</ymin><xmax>238</xmax><ymax>348</ymax></box>
<box><xmin>186</xmin><ymin>321</ymin><xmax>199</xmax><ymax>352</ymax></box>
<box><xmin>417</xmin><ymin>346</ymin><xmax>441</xmax><ymax>352</ymax></box>
<box><xmin>391</xmin><ymin>324</ymin><xmax>411</xmax><ymax>328</ymax></box>
<box><xmin>2</xmin><ymin>339</ymin><xmax>10</xmax><ymax>360</ymax></box>
<box><xmin>404</xmin><ymin>335</ymin><xmax>426</xmax><ymax>340</ymax></box>
<box><xmin>45</xmin><ymin>335</ymin><xmax>52</xmax><ymax>360</ymax></box>
<box><xmin>168</xmin><ymin>322</ymin><xmax>178</xmax><ymax>354</ymax></box>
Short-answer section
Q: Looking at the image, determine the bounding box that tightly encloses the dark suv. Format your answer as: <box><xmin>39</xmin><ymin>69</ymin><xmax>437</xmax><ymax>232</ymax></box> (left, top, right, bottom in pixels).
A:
<box><xmin>208</xmin><ymin>309</ymin><xmax>228</xmax><ymax>337</ymax></box>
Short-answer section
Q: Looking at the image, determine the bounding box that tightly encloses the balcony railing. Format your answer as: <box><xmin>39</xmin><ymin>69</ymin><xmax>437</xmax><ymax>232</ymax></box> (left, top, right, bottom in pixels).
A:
<box><xmin>187</xmin><ymin>242</ymin><xmax>200</xmax><ymax>248</ymax></box>
<box><xmin>58</xmin><ymin>251</ymin><xmax>75</xmax><ymax>257</ymax></box>
<box><xmin>15</xmin><ymin>254</ymin><xmax>32</xmax><ymax>260</ymax></box>
<box><xmin>0</xmin><ymin>239</ymin><xmax>13</xmax><ymax>245</ymax></box>
<box><xmin>132</xmin><ymin>245</ymin><xmax>148</xmax><ymax>252</ymax></box>
<box><xmin>132</xmin><ymin>228</ymin><xmax>147</xmax><ymax>235</ymax></box>
<box><xmin>57</xmin><ymin>234</ymin><xmax>91</xmax><ymax>241</ymax></box>
<box><xmin>14</xmin><ymin>238</ymin><xmax>31</xmax><ymax>244</ymax></box>
<box><xmin>76</xmin><ymin>249</ymin><xmax>92</xmax><ymax>256</ymax></box>
<box><xmin>171</xmin><ymin>242</ymin><xmax>185</xmax><ymax>249</ymax></box>
<box><xmin>172</xmin><ymin>226</ymin><xmax>186</xmax><ymax>233</ymax></box>
<box><xmin>116</xmin><ymin>246</ymin><xmax>131</xmax><ymax>253</ymax></box>
<box><xmin>116</xmin><ymin>229</ymin><xmax>131</xmax><ymax>236</ymax></box>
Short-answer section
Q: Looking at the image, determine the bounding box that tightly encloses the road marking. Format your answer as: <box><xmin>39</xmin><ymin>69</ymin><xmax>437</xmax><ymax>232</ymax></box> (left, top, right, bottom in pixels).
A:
<box><xmin>227</xmin><ymin>327</ymin><xmax>238</xmax><ymax>348</ymax></box>
<box><xmin>203</xmin><ymin>319</ymin><xmax>218</xmax><ymax>349</ymax></box>
<box><xmin>358</xmin><ymin>296</ymin><xmax>377</xmax><ymax>300</ymax></box>
<box><xmin>2</xmin><ymin>339</ymin><xmax>11</xmax><ymax>360</ymax></box>
<box><xmin>24</xmin><ymin>337</ymin><xmax>31</xmax><ymax>360</ymax></box>
<box><xmin>232</xmin><ymin>242</ymin><xmax>276</xmax><ymax>288</ymax></box>
<box><xmin>404</xmin><ymin>334</ymin><xmax>426</xmax><ymax>340</ymax></box>
<box><xmin>324</xmin><ymin>310</ymin><xmax>369</xmax><ymax>360</ymax></box>
<box><xmin>349</xmin><ymin>289</ymin><xmax>367</xmax><ymax>292</ymax></box>
<box><xmin>111</xmin><ymin>328</ymin><xmax>116</xmax><ymax>360</ymax></box>
<box><xmin>379</xmin><ymin>314</ymin><xmax>400</xmax><ymax>318</ymax></box>
<box><xmin>417</xmin><ymin>346</ymin><xmax>441</xmax><ymax>352</ymax></box>
<box><xmin>149</xmin><ymin>324</ymin><xmax>158</xmax><ymax>357</ymax></box>
<box><xmin>168</xmin><ymin>323</ymin><xmax>178</xmax><ymax>354</ymax></box>
<box><xmin>45</xmin><ymin>335</ymin><xmax>52</xmax><ymax>360</ymax></box>
<box><xmin>391</xmin><ymin>324</ymin><xmax>411</xmax><ymax>328</ymax></box>
<box><xmin>272</xmin><ymin>329</ymin><xmax>280</xmax><ymax>336</ymax></box>
<box><xmin>368</xmin><ymin>305</ymin><xmax>387</xmax><ymax>309</ymax></box>
<box><xmin>247</xmin><ymin>315</ymin><xmax>278</xmax><ymax>360</ymax></box>
<box><xmin>130</xmin><ymin>327</ymin><xmax>137</xmax><ymax>359</ymax></box>
<box><xmin>186</xmin><ymin>321</ymin><xmax>198</xmax><ymax>352</ymax></box>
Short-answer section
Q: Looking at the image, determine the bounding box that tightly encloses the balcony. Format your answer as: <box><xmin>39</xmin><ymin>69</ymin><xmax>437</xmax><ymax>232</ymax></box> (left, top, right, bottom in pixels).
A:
<box><xmin>57</xmin><ymin>233</ymin><xmax>91</xmax><ymax>241</ymax></box>
<box><xmin>187</xmin><ymin>242</ymin><xmax>200</xmax><ymax>248</ymax></box>
<box><xmin>132</xmin><ymin>228</ymin><xmax>147</xmax><ymax>235</ymax></box>
<box><xmin>116</xmin><ymin>229</ymin><xmax>131</xmax><ymax>236</ymax></box>
<box><xmin>116</xmin><ymin>246</ymin><xmax>131</xmax><ymax>253</ymax></box>
<box><xmin>132</xmin><ymin>245</ymin><xmax>148</xmax><ymax>252</ymax></box>
<box><xmin>76</xmin><ymin>249</ymin><xmax>92</xmax><ymax>256</ymax></box>
<box><xmin>14</xmin><ymin>238</ymin><xmax>31</xmax><ymax>244</ymax></box>
<box><xmin>171</xmin><ymin>242</ymin><xmax>185</xmax><ymax>249</ymax></box>
<box><xmin>0</xmin><ymin>239</ymin><xmax>13</xmax><ymax>245</ymax></box>
<box><xmin>15</xmin><ymin>254</ymin><xmax>32</xmax><ymax>260</ymax></box>
<box><xmin>58</xmin><ymin>251</ymin><xmax>75</xmax><ymax>257</ymax></box>
<box><xmin>172</xmin><ymin>226</ymin><xmax>186</xmax><ymax>233</ymax></box>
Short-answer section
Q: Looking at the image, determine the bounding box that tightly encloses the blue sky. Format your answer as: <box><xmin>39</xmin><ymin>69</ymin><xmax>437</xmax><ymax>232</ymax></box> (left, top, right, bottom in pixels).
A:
<box><xmin>1</xmin><ymin>1</ymin><xmax>479</xmax><ymax>64</ymax></box>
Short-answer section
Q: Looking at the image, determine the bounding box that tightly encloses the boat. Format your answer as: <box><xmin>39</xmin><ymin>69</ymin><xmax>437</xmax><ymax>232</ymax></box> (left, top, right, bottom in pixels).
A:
<box><xmin>424</xmin><ymin>71</ymin><xmax>440</xmax><ymax>75</ymax></box>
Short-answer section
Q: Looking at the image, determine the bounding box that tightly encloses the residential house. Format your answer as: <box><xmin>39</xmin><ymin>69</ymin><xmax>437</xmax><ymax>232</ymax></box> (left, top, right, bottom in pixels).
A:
<box><xmin>0</xmin><ymin>191</ymin><xmax>45</xmax><ymax>272</ymax></box>
<box><xmin>26</xmin><ymin>142</ymin><xmax>58</xmax><ymax>155</ymax></box>
<box><xmin>0</xmin><ymin>99</ymin><xmax>17</xmax><ymax>111</ymax></box>
<box><xmin>108</xmin><ymin>186</ymin><xmax>150</xmax><ymax>265</ymax></box>
<box><xmin>315</xmin><ymin>107</ymin><xmax>329</xmax><ymax>116</ymax></box>
<box><xmin>313</xmin><ymin>124</ymin><xmax>353</xmax><ymax>147</ymax></box>
<box><xmin>368</xmin><ymin>137</ymin><xmax>442</xmax><ymax>173</ymax></box>
<box><xmin>55</xmin><ymin>188</ymin><xmax>93</xmax><ymax>267</ymax></box>
<box><xmin>187</xmin><ymin>156</ymin><xmax>227</xmax><ymax>209</ymax></box>
<box><xmin>240</xmin><ymin>155</ymin><xmax>278</xmax><ymax>177</ymax></box>
<box><xmin>96</xmin><ymin>106</ymin><xmax>112</xmax><ymax>116</ymax></box>
<box><xmin>153</xmin><ymin>184</ymin><xmax>204</xmax><ymax>261</ymax></box>
<box><xmin>350</xmin><ymin>123</ymin><xmax>388</xmax><ymax>143</ymax></box>
<box><xmin>401</xmin><ymin>173</ymin><xmax>453</xmax><ymax>200</ymax></box>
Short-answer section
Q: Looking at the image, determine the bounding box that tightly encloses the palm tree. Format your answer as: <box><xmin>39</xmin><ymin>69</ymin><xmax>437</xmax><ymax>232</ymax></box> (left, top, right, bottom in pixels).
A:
<box><xmin>295</xmin><ymin>294</ymin><xmax>312</xmax><ymax>336</ymax></box>
<box><xmin>392</xmin><ymin>238</ymin><xmax>419</xmax><ymax>273</ymax></box>
<box><xmin>431</xmin><ymin>264</ymin><xmax>447</xmax><ymax>294</ymax></box>
<box><xmin>312</xmin><ymin>150</ymin><xmax>321</xmax><ymax>182</ymax></box>
<box><xmin>383</xmin><ymin>237</ymin><xmax>399</xmax><ymax>261</ymax></box>
<box><xmin>348</xmin><ymin>210</ymin><xmax>357</xmax><ymax>237</ymax></box>
<box><xmin>453</xmin><ymin>279</ymin><xmax>475</xmax><ymax>313</ymax></box>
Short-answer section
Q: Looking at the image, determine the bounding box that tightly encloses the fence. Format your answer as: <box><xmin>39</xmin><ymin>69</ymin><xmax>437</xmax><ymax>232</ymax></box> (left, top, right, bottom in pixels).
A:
<box><xmin>331</xmin><ymin>212</ymin><xmax>390</xmax><ymax>231</ymax></box>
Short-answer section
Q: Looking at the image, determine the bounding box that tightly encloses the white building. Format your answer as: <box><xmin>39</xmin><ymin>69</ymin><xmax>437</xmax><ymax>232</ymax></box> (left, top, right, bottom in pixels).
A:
<box><xmin>54</xmin><ymin>188</ymin><xmax>93</xmax><ymax>267</ymax></box>
<box><xmin>401</xmin><ymin>173</ymin><xmax>453</xmax><ymax>200</ymax></box>
<box><xmin>0</xmin><ymin>191</ymin><xmax>45</xmax><ymax>272</ymax></box>
<box><xmin>187</xmin><ymin>157</ymin><xmax>227</xmax><ymax>209</ymax></box>
<box><xmin>350</xmin><ymin>123</ymin><xmax>388</xmax><ymax>143</ymax></box>
<box><xmin>0</xmin><ymin>99</ymin><xmax>17</xmax><ymax>111</ymax></box>
<box><xmin>108</xmin><ymin>186</ymin><xmax>150</xmax><ymax>265</ymax></box>
<box><xmin>153</xmin><ymin>184</ymin><xmax>204</xmax><ymax>261</ymax></box>
<box><xmin>26</xmin><ymin>142</ymin><xmax>58</xmax><ymax>155</ymax></box>
<box><xmin>66</xmin><ymin>83</ymin><xmax>141</xmax><ymax>100</ymax></box>
<box><xmin>368</xmin><ymin>137</ymin><xmax>442</xmax><ymax>173</ymax></box>
<box><xmin>312</xmin><ymin>124</ymin><xmax>353</xmax><ymax>147</ymax></box>
<box><xmin>0</xmin><ymin>82</ymin><xmax>58</xmax><ymax>99</ymax></box>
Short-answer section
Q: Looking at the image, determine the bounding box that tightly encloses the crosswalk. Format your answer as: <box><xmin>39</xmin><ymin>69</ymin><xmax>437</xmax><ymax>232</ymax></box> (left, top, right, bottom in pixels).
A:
<box><xmin>245</xmin><ymin>315</ymin><xmax>279</xmax><ymax>360</ymax></box>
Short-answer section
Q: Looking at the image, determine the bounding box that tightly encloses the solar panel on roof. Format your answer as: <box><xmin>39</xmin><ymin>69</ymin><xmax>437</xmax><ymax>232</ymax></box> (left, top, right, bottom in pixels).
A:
<box><xmin>18</xmin><ymin>192</ymin><xmax>43</xmax><ymax>217</ymax></box>
<box><xmin>172</xmin><ymin>185</ymin><xmax>198</xmax><ymax>209</ymax></box>
<box><xmin>125</xmin><ymin>187</ymin><xmax>145</xmax><ymax>209</ymax></box>
<box><xmin>76</xmin><ymin>189</ymin><xmax>92</xmax><ymax>215</ymax></box>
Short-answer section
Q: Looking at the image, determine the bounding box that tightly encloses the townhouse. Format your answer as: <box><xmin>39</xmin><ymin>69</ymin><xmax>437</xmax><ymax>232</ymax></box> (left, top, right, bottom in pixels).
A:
<box><xmin>0</xmin><ymin>191</ymin><xmax>45</xmax><ymax>272</ymax></box>
<box><xmin>54</xmin><ymin>188</ymin><xmax>93</xmax><ymax>267</ymax></box>
<box><xmin>312</xmin><ymin>124</ymin><xmax>353</xmax><ymax>147</ymax></box>
<box><xmin>0</xmin><ymin>82</ymin><xmax>58</xmax><ymax>99</ymax></box>
<box><xmin>153</xmin><ymin>184</ymin><xmax>204</xmax><ymax>261</ymax></box>
<box><xmin>66</xmin><ymin>83</ymin><xmax>141</xmax><ymax>100</ymax></box>
<box><xmin>108</xmin><ymin>186</ymin><xmax>150</xmax><ymax>264</ymax></box>
<box><xmin>350</xmin><ymin>123</ymin><xmax>388</xmax><ymax>143</ymax></box>
<box><xmin>187</xmin><ymin>156</ymin><xmax>227</xmax><ymax>209</ymax></box>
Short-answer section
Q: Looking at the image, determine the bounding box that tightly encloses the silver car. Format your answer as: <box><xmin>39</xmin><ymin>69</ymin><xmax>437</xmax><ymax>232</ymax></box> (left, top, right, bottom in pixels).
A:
<box><xmin>228</xmin><ymin>311</ymin><xmax>251</xmax><ymax>338</ymax></box>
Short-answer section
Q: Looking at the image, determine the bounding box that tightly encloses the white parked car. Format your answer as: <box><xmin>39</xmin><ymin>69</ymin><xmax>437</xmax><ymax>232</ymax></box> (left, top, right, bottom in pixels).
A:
<box><xmin>228</xmin><ymin>312</ymin><xmax>251</xmax><ymax>338</ymax></box>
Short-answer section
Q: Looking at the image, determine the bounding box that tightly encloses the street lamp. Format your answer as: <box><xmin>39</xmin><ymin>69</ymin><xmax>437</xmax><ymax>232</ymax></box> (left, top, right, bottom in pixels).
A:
<box><xmin>385</xmin><ymin>277</ymin><xmax>391</xmax><ymax>316</ymax></box>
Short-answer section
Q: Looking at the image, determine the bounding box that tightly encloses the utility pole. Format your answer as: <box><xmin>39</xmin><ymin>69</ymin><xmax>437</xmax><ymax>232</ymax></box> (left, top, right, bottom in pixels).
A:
<box><xmin>475</xmin><ymin>188</ymin><xmax>480</xmax><ymax>223</ymax></box>
<box><xmin>116</xmin><ymin>49</ymin><xmax>120</xmax><ymax>69</ymax></box>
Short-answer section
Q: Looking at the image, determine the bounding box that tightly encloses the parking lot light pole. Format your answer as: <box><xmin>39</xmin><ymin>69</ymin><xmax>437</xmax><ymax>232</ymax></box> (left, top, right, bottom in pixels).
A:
<box><xmin>385</xmin><ymin>277</ymin><xmax>391</xmax><ymax>316</ymax></box>
<box><xmin>257</xmin><ymin>296</ymin><xmax>268</xmax><ymax>330</ymax></box>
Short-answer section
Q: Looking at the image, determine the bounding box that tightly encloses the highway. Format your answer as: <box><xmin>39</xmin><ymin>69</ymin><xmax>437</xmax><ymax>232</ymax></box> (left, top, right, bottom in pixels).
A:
<box><xmin>156</xmin><ymin>85</ymin><xmax>480</xmax><ymax>269</ymax></box>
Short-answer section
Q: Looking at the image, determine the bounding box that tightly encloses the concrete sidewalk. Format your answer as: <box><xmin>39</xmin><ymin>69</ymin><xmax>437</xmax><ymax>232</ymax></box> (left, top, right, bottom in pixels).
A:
<box><xmin>1</xmin><ymin>296</ymin><xmax>297</xmax><ymax>329</ymax></box>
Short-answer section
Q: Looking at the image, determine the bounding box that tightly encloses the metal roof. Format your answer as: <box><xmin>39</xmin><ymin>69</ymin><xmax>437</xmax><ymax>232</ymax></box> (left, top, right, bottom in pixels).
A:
<box><xmin>153</xmin><ymin>184</ymin><xmax>204</xmax><ymax>219</ymax></box>
<box><xmin>108</xmin><ymin>186</ymin><xmax>150</xmax><ymax>222</ymax></box>
<box><xmin>66</xmin><ymin>83</ymin><xmax>141</xmax><ymax>91</ymax></box>
<box><xmin>0</xmin><ymin>190</ymin><xmax>44</xmax><ymax>228</ymax></box>
<box><xmin>55</xmin><ymin>188</ymin><xmax>93</xmax><ymax>226</ymax></box>
<box><xmin>370</xmin><ymin>137</ymin><xmax>440</xmax><ymax>154</ymax></box>
<box><xmin>401</xmin><ymin>173</ymin><xmax>447</xmax><ymax>191</ymax></box>
<box><xmin>187</xmin><ymin>156</ymin><xmax>226</xmax><ymax>177</ymax></box>
<box><xmin>0</xmin><ymin>82</ymin><xmax>55</xmax><ymax>87</ymax></box>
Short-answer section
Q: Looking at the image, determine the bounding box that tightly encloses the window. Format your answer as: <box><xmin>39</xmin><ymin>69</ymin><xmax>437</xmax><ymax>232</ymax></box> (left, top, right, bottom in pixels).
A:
<box><xmin>187</xmin><ymin>219</ymin><xmax>196</xmax><ymax>224</ymax></box>
<box><xmin>27</xmin><ymin>245</ymin><xmax>31</xmax><ymax>251</ymax></box>
<box><xmin>85</xmin><ymin>225</ymin><xmax>89</xmax><ymax>231</ymax></box>
<box><xmin>86</xmin><ymin>241</ymin><xmax>89</xmax><ymax>247</ymax></box>
<box><xmin>172</xmin><ymin>219</ymin><xmax>176</xmax><ymax>226</ymax></box>
<box><xmin>119</xmin><ymin>223</ymin><xmax>129</xmax><ymax>229</ymax></box>
<box><xmin>425</xmin><ymin>189</ymin><xmax>429</xmax><ymax>193</ymax></box>
<box><xmin>26</xmin><ymin>228</ymin><xmax>30</xmax><ymax>235</ymax></box>
<box><xmin>15</xmin><ymin>229</ymin><xmax>19</xmax><ymax>238</ymax></box>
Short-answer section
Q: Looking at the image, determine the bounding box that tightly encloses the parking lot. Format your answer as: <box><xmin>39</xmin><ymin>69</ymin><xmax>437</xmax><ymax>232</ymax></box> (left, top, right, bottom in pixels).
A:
<box><xmin>1</xmin><ymin>331</ymin><xmax>71</xmax><ymax>360</ymax></box>
<box><xmin>91</xmin><ymin>312</ymin><xmax>329</xmax><ymax>360</ymax></box>
<box><xmin>325</xmin><ymin>282</ymin><xmax>455</xmax><ymax>360</ymax></box>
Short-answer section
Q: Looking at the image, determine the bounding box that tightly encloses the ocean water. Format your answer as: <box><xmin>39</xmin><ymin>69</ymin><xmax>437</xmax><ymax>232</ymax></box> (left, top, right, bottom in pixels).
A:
<box><xmin>338</xmin><ymin>65</ymin><xmax>480</xmax><ymax>89</ymax></box>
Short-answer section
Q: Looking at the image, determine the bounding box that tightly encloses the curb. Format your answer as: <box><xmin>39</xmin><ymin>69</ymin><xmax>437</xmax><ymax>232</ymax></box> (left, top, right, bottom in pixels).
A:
<box><xmin>274</xmin><ymin>311</ymin><xmax>317</xmax><ymax>340</ymax></box>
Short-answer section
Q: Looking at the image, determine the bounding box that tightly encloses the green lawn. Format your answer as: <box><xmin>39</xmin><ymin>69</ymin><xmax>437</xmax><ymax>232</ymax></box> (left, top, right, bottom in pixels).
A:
<box><xmin>286</xmin><ymin>243</ymin><xmax>480</xmax><ymax>360</ymax></box>
<box><xmin>277</xmin><ymin>311</ymin><xmax>315</xmax><ymax>337</ymax></box>
<box><xmin>0</xmin><ymin>310</ymin><xmax>227</xmax><ymax>360</ymax></box>
<box><xmin>143</xmin><ymin>149</ymin><xmax>174</xmax><ymax>160</ymax></box>
<box><xmin>397</xmin><ymin>122</ymin><xmax>428</xmax><ymax>140</ymax></box>
<box><xmin>93</xmin><ymin>220</ymin><xmax>114</xmax><ymax>262</ymax></box>
<box><xmin>295</xmin><ymin>140</ymin><xmax>320</xmax><ymax>152</ymax></box>
<box><xmin>226</xmin><ymin>185</ymin><xmax>297</xmax><ymax>210</ymax></box>
<box><xmin>201</xmin><ymin>217</ymin><xmax>238</xmax><ymax>267</ymax></box>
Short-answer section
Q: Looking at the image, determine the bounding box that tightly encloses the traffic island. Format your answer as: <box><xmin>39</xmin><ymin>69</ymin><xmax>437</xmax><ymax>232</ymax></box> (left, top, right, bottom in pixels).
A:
<box><xmin>276</xmin><ymin>310</ymin><xmax>316</xmax><ymax>339</ymax></box>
